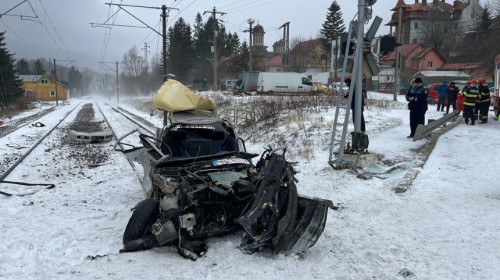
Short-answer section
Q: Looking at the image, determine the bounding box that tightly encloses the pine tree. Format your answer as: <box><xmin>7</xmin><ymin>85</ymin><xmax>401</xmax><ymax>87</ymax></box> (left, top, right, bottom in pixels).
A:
<box><xmin>222</xmin><ymin>32</ymin><xmax>241</xmax><ymax>57</ymax></box>
<box><xmin>0</xmin><ymin>32</ymin><xmax>24</xmax><ymax>108</ymax></box>
<box><xmin>33</xmin><ymin>59</ymin><xmax>46</xmax><ymax>75</ymax></box>
<box><xmin>320</xmin><ymin>1</ymin><xmax>346</xmax><ymax>54</ymax></box>
<box><xmin>167</xmin><ymin>17</ymin><xmax>194</xmax><ymax>83</ymax></box>
<box><xmin>477</xmin><ymin>6</ymin><xmax>492</xmax><ymax>33</ymax></box>
<box><xmin>193</xmin><ymin>13</ymin><xmax>205</xmax><ymax>58</ymax></box>
<box><xmin>68</xmin><ymin>66</ymin><xmax>82</xmax><ymax>93</ymax></box>
<box><xmin>16</xmin><ymin>58</ymin><xmax>31</xmax><ymax>75</ymax></box>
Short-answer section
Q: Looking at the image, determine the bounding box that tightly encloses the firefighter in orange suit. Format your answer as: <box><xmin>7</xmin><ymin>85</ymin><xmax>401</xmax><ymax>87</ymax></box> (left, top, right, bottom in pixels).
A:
<box><xmin>478</xmin><ymin>79</ymin><xmax>491</xmax><ymax>123</ymax></box>
<box><xmin>462</xmin><ymin>80</ymin><xmax>479</xmax><ymax>125</ymax></box>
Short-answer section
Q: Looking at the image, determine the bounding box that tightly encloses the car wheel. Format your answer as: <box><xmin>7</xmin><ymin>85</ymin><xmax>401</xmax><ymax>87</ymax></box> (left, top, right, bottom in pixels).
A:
<box><xmin>123</xmin><ymin>199</ymin><xmax>159</xmax><ymax>246</ymax></box>
<box><xmin>427</xmin><ymin>97</ymin><xmax>434</xmax><ymax>105</ymax></box>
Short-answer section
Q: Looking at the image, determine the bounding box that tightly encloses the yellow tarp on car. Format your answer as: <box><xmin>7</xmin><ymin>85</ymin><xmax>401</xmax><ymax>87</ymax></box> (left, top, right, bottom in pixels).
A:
<box><xmin>153</xmin><ymin>79</ymin><xmax>216</xmax><ymax>112</ymax></box>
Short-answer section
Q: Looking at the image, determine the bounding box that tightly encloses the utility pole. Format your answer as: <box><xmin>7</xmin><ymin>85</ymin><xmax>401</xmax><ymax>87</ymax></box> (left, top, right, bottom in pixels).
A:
<box><xmin>161</xmin><ymin>5</ymin><xmax>168</xmax><ymax>81</ymax></box>
<box><xmin>244</xmin><ymin>19</ymin><xmax>255</xmax><ymax>72</ymax></box>
<box><xmin>99</xmin><ymin>61</ymin><xmax>120</xmax><ymax>104</ymax></box>
<box><xmin>142</xmin><ymin>42</ymin><xmax>150</xmax><ymax>73</ymax></box>
<box><xmin>53</xmin><ymin>59</ymin><xmax>58</xmax><ymax>106</ymax></box>
<box><xmin>51</xmin><ymin>59</ymin><xmax>75</xmax><ymax>105</ymax></box>
<box><xmin>204</xmin><ymin>7</ymin><xmax>226</xmax><ymax>91</ymax></box>
<box><xmin>334</xmin><ymin>37</ymin><xmax>339</xmax><ymax>82</ymax></box>
<box><xmin>93</xmin><ymin>3</ymin><xmax>178</xmax><ymax>82</ymax></box>
<box><xmin>116</xmin><ymin>61</ymin><xmax>119</xmax><ymax>104</ymax></box>
<box><xmin>0</xmin><ymin>66</ymin><xmax>8</xmax><ymax>107</ymax></box>
<box><xmin>105</xmin><ymin>73</ymin><xmax>108</xmax><ymax>97</ymax></box>
<box><xmin>279</xmin><ymin>22</ymin><xmax>290</xmax><ymax>72</ymax></box>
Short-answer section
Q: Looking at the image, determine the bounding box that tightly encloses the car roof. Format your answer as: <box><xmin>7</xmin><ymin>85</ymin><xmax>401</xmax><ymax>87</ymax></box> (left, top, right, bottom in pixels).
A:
<box><xmin>170</xmin><ymin>110</ymin><xmax>223</xmax><ymax>125</ymax></box>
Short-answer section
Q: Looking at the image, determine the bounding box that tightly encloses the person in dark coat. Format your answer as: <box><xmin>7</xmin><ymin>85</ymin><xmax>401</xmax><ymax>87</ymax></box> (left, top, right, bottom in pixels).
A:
<box><xmin>445</xmin><ymin>81</ymin><xmax>460</xmax><ymax>114</ymax></box>
<box><xmin>344</xmin><ymin>78</ymin><xmax>366</xmax><ymax>132</ymax></box>
<box><xmin>405</xmin><ymin>77</ymin><xmax>428</xmax><ymax>138</ymax></box>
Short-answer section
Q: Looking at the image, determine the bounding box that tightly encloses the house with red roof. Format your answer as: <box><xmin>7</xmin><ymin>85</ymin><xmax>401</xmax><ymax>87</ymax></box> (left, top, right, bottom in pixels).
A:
<box><xmin>379</xmin><ymin>43</ymin><xmax>446</xmax><ymax>71</ymax></box>
<box><xmin>265</xmin><ymin>55</ymin><xmax>283</xmax><ymax>72</ymax></box>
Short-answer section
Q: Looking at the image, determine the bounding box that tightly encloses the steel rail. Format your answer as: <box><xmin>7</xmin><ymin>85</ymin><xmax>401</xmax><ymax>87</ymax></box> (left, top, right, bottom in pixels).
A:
<box><xmin>0</xmin><ymin>106</ymin><xmax>57</xmax><ymax>138</ymax></box>
<box><xmin>95</xmin><ymin>102</ymin><xmax>148</xmax><ymax>194</ymax></box>
<box><xmin>0</xmin><ymin>102</ymin><xmax>81</xmax><ymax>182</ymax></box>
<box><xmin>106</xmin><ymin>104</ymin><xmax>156</xmax><ymax>134</ymax></box>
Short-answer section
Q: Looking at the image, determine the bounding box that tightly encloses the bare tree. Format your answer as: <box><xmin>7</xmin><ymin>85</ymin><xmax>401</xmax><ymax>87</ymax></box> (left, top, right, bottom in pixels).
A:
<box><xmin>122</xmin><ymin>46</ymin><xmax>144</xmax><ymax>77</ymax></box>
<box><xmin>288</xmin><ymin>36</ymin><xmax>329</xmax><ymax>73</ymax></box>
<box><xmin>488</xmin><ymin>0</ymin><xmax>500</xmax><ymax>16</ymax></box>
<box><xmin>420</xmin><ymin>9</ymin><xmax>450</xmax><ymax>50</ymax></box>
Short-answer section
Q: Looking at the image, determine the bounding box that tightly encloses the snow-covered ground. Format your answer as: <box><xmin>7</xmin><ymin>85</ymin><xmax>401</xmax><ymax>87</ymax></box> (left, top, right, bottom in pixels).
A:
<box><xmin>0</xmin><ymin>93</ymin><xmax>499</xmax><ymax>280</ymax></box>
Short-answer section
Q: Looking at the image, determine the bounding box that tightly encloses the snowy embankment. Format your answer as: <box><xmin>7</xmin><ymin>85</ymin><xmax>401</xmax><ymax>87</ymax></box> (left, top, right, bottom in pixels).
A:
<box><xmin>0</xmin><ymin>94</ymin><xmax>499</xmax><ymax>280</ymax></box>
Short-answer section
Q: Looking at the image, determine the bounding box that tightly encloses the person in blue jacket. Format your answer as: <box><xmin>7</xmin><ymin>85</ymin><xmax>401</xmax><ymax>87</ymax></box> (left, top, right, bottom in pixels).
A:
<box><xmin>436</xmin><ymin>80</ymin><xmax>449</xmax><ymax>112</ymax></box>
<box><xmin>405</xmin><ymin>77</ymin><xmax>428</xmax><ymax>138</ymax></box>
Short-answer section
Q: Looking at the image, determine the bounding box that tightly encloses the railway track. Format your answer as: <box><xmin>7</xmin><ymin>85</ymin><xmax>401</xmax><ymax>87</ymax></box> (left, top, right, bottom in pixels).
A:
<box><xmin>0</xmin><ymin>102</ymin><xmax>81</xmax><ymax>196</ymax></box>
<box><xmin>0</xmin><ymin>105</ymin><xmax>57</xmax><ymax>137</ymax></box>
<box><xmin>96</xmin><ymin>102</ymin><xmax>159</xmax><ymax>196</ymax></box>
<box><xmin>106</xmin><ymin>104</ymin><xmax>156</xmax><ymax>135</ymax></box>
<box><xmin>0</xmin><ymin>101</ymin><xmax>159</xmax><ymax>197</ymax></box>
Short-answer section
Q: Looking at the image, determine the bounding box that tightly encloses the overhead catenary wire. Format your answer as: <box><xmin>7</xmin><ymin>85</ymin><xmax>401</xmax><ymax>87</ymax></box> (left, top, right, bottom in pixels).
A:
<box><xmin>219</xmin><ymin>0</ymin><xmax>268</xmax><ymax>10</ymax></box>
<box><xmin>100</xmin><ymin>2</ymin><xmax>120</xmax><ymax>63</ymax></box>
<box><xmin>35</xmin><ymin>0</ymin><xmax>74</xmax><ymax>61</ymax></box>
<box><xmin>223</xmin><ymin>0</ymin><xmax>281</xmax><ymax>14</ymax></box>
<box><xmin>0</xmin><ymin>18</ymin><xmax>47</xmax><ymax>58</ymax></box>
<box><xmin>1</xmin><ymin>0</ymin><xmax>74</xmax><ymax>61</ymax></box>
<box><xmin>99</xmin><ymin>0</ymin><xmax>122</xmax><ymax>70</ymax></box>
<box><xmin>167</xmin><ymin>0</ymin><xmax>199</xmax><ymax>23</ymax></box>
<box><xmin>0</xmin><ymin>0</ymin><xmax>38</xmax><ymax>21</ymax></box>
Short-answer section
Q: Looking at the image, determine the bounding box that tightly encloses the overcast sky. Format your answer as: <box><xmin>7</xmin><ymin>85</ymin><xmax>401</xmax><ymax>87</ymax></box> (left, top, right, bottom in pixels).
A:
<box><xmin>0</xmin><ymin>0</ymin><xmax>487</xmax><ymax>71</ymax></box>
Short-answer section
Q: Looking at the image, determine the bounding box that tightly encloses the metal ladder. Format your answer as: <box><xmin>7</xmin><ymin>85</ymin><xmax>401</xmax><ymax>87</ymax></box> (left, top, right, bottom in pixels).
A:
<box><xmin>328</xmin><ymin>23</ymin><xmax>361</xmax><ymax>167</ymax></box>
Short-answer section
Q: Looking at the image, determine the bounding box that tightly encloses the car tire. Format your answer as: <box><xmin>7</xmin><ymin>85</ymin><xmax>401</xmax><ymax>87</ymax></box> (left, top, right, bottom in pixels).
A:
<box><xmin>427</xmin><ymin>97</ymin><xmax>434</xmax><ymax>105</ymax></box>
<box><xmin>123</xmin><ymin>199</ymin><xmax>159</xmax><ymax>246</ymax></box>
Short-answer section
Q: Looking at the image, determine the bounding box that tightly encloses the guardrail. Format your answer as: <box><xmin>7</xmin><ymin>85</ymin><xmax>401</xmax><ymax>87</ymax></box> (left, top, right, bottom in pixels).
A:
<box><xmin>413</xmin><ymin>110</ymin><xmax>460</xmax><ymax>141</ymax></box>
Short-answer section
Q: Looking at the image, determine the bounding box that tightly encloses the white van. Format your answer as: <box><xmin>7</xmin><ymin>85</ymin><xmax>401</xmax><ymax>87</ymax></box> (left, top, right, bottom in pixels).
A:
<box><xmin>257</xmin><ymin>72</ymin><xmax>313</xmax><ymax>93</ymax></box>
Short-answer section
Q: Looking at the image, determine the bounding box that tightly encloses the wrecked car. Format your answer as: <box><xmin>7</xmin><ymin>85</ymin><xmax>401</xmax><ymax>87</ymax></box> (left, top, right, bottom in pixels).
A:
<box><xmin>115</xmin><ymin>79</ymin><xmax>333</xmax><ymax>260</ymax></box>
<box><xmin>117</xmin><ymin>110</ymin><xmax>333</xmax><ymax>260</ymax></box>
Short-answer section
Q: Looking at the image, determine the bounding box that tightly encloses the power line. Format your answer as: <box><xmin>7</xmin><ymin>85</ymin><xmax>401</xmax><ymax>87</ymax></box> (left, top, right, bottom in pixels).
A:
<box><xmin>0</xmin><ymin>18</ymin><xmax>47</xmax><ymax>58</ymax></box>
<box><xmin>219</xmin><ymin>0</ymin><xmax>259</xmax><ymax>10</ymax></box>
<box><xmin>36</xmin><ymin>0</ymin><xmax>74</xmax><ymax>61</ymax></box>
<box><xmin>1</xmin><ymin>0</ymin><xmax>74</xmax><ymax>61</ymax></box>
<box><xmin>99</xmin><ymin>1</ymin><xmax>122</xmax><ymax>71</ymax></box>
<box><xmin>0</xmin><ymin>0</ymin><xmax>38</xmax><ymax>21</ymax></box>
<box><xmin>223</xmin><ymin>0</ymin><xmax>281</xmax><ymax>14</ymax></box>
<box><xmin>168</xmin><ymin>0</ymin><xmax>199</xmax><ymax>23</ymax></box>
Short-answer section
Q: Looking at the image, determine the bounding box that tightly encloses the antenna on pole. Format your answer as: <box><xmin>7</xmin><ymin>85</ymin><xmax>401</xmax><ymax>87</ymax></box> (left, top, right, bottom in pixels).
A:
<box><xmin>244</xmin><ymin>19</ymin><xmax>255</xmax><ymax>72</ymax></box>
<box><xmin>279</xmin><ymin>22</ymin><xmax>290</xmax><ymax>72</ymax></box>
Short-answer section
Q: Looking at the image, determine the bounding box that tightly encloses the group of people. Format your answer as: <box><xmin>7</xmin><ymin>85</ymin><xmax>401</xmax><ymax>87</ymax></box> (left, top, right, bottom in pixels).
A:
<box><xmin>341</xmin><ymin>76</ymin><xmax>491</xmax><ymax>139</ymax></box>
<box><xmin>460</xmin><ymin>79</ymin><xmax>491</xmax><ymax>125</ymax></box>
<box><xmin>405</xmin><ymin>78</ymin><xmax>491</xmax><ymax>137</ymax></box>
<box><xmin>436</xmin><ymin>80</ymin><xmax>460</xmax><ymax>114</ymax></box>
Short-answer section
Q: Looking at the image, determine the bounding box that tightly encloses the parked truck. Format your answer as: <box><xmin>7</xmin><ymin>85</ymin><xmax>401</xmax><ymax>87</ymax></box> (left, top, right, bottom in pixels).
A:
<box><xmin>256</xmin><ymin>72</ymin><xmax>313</xmax><ymax>93</ymax></box>
<box><xmin>235</xmin><ymin>72</ymin><xmax>260</xmax><ymax>93</ymax></box>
